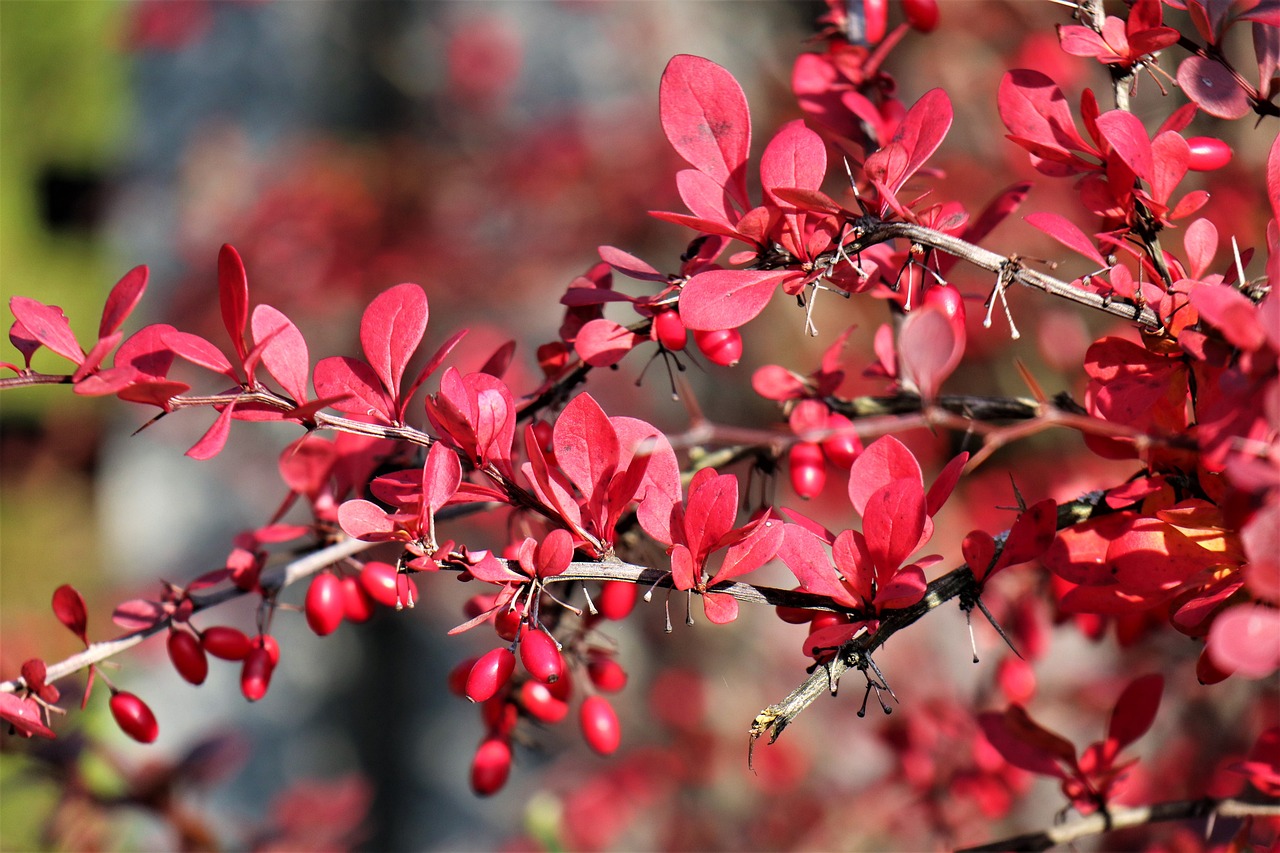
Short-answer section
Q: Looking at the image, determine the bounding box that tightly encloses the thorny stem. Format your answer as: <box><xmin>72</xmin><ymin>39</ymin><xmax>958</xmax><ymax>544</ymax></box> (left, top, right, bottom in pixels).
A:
<box><xmin>958</xmin><ymin>797</ymin><xmax>1280</xmax><ymax>852</ymax></box>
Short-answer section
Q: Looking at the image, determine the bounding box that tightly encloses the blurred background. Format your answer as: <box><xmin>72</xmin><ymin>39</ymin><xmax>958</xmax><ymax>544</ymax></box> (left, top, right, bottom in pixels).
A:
<box><xmin>2</xmin><ymin>1</ymin><xmax>1273</xmax><ymax>850</ymax></box>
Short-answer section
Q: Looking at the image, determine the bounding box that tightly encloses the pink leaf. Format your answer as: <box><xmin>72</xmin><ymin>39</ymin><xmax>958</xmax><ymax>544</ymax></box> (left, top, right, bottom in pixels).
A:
<box><xmin>99</xmin><ymin>265</ymin><xmax>148</xmax><ymax>338</ymax></box>
<box><xmin>659</xmin><ymin>55</ymin><xmax>751</xmax><ymax>211</ymax></box>
<box><xmin>112</xmin><ymin>598</ymin><xmax>166</xmax><ymax>631</ymax></box>
<box><xmin>402</xmin><ymin>328</ymin><xmax>469</xmax><ymax>408</ymax></box>
<box><xmin>218</xmin><ymin>244</ymin><xmax>249</xmax><ymax>364</ymax></box>
<box><xmin>0</xmin><ymin>693</ymin><xmax>56</xmax><ymax>739</ymax></box>
<box><xmin>1208</xmin><ymin>604</ymin><xmax>1280</xmax><ymax>678</ymax></box>
<box><xmin>676</xmin><ymin>169</ymin><xmax>738</xmax><ymax>227</ymax></box>
<box><xmin>423</xmin><ymin>441</ymin><xmax>462</xmax><ymax>516</ymax></box>
<box><xmin>312</xmin><ymin>356</ymin><xmax>394</xmax><ymax>422</ymax></box>
<box><xmin>1025</xmin><ymin>212</ymin><xmax>1107</xmax><ymax>266</ymax></box>
<box><xmin>337</xmin><ymin>499</ymin><xmax>400</xmax><ymax>541</ymax></box>
<box><xmin>1107</xmin><ymin>673</ymin><xmax>1163</xmax><ymax>751</ymax></box>
<box><xmin>252</xmin><ymin>304</ymin><xmax>310</xmax><ymax>403</ymax></box>
<box><xmin>997</xmin><ymin>70</ymin><xmax>1092</xmax><ymax>168</ymax></box>
<box><xmin>1184</xmin><ymin>218</ymin><xmax>1218</xmax><ymax>279</ymax></box>
<box><xmin>1190</xmin><ymin>283</ymin><xmax>1268</xmax><ymax>351</ymax></box>
<box><xmin>884</xmin><ymin>88</ymin><xmax>953</xmax><ymax>193</ymax></box>
<box><xmin>360</xmin><ymin>282</ymin><xmax>428</xmax><ymax>402</ymax></box>
<box><xmin>678</xmin><ymin>268</ymin><xmax>789</xmax><ymax>331</ymax></box>
<box><xmin>52</xmin><ymin>584</ymin><xmax>88</xmax><ymax>644</ymax></box>
<box><xmin>898</xmin><ymin>304</ymin><xmax>964</xmax><ymax>401</ymax></box>
<box><xmin>574</xmin><ymin>318</ymin><xmax>643</xmax><ymax>367</ymax></box>
<box><xmin>848</xmin><ymin>435</ymin><xmax>923</xmax><ymax>518</ymax></box>
<box><xmin>876</xmin><ymin>564</ymin><xmax>928</xmax><ymax>610</ymax></box>
<box><xmin>73</xmin><ymin>332</ymin><xmax>123</xmax><ymax>383</ymax></box>
<box><xmin>8</xmin><ymin>298</ymin><xmax>83</xmax><ymax>365</ymax></box>
<box><xmin>760</xmin><ymin>119</ymin><xmax>827</xmax><ymax>202</ymax></box>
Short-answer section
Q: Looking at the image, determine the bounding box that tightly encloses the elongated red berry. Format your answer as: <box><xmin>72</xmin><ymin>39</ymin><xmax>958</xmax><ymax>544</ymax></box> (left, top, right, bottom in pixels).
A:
<box><xmin>821</xmin><ymin>413</ymin><xmax>862</xmax><ymax>470</ymax></box>
<box><xmin>341</xmin><ymin>576</ymin><xmax>376</xmax><ymax>623</ymax></box>
<box><xmin>167</xmin><ymin>629</ymin><xmax>208</xmax><ymax>685</ymax></box>
<box><xmin>448</xmin><ymin>656</ymin><xmax>480</xmax><ymax>697</ymax></box>
<box><xmin>903</xmin><ymin>0</ymin><xmax>939</xmax><ymax>32</ymax></box>
<box><xmin>493</xmin><ymin>608</ymin><xmax>522</xmax><ymax>642</ymax></box>
<box><xmin>240</xmin><ymin>636</ymin><xmax>279</xmax><ymax>702</ymax></box>
<box><xmin>360</xmin><ymin>562</ymin><xmax>401</xmax><ymax>608</ymax></box>
<box><xmin>519</xmin><ymin>629</ymin><xmax>564</xmax><ymax>684</ymax></box>
<box><xmin>520</xmin><ymin>680</ymin><xmax>570</xmax><ymax>723</ymax></box>
<box><xmin>1186</xmin><ymin>137</ymin><xmax>1233</xmax><ymax>171</ymax></box>
<box><xmin>580</xmin><ymin>695</ymin><xmax>621</xmax><ymax>756</ymax></box>
<box><xmin>587</xmin><ymin>657</ymin><xmax>628</xmax><ymax>693</ymax></box>
<box><xmin>304</xmin><ymin>572</ymin><xmax>344</xmax><ymax>636</ymax></box>
<box><xmin>201</xmin><ymin>625</ymin><xmax>252</xmax><ymax>661</ymax></box>
<box><xmin>652</xmin><ymin>310</ymin><xmax>687</xmax><ymax>351</ymax></box>
<box><xmin>466</xmin><ymin>647</ymin><xmax>516</xmax><ymax>703</ymax></box>
<box><xmin>789</xmin><ymin>441</ymin><xmax>827</xmax><ymax>499</ymax></box>
<box><xmin>110</xmin><ymin>691</ymin><xmax>159</xmax><ymax>743</ymax></box>
<box><xmin>471</xmin><ymin>736</ymin><xmax>512</xmax><ymax>796</ymax></box>
<box><xmin>597</xmin><ymin>581</ymin><xmax>637</xmax><ymax>620</ymax></box>
<box><xmin>862</xmin><ymin>0</ymin><xmax>887</xmax><ymax>43</ymax></box>
<box><xmin>482</xmin><ymin>696</ymin><xmax>520</xmax><ymax>736</ymax></box>
<box><xmin>774</xmin><ymin>605</ymin><xmax>815</xmax><ymax>624</ymax></box>
<box><xmin>923</xmin><ymin>283</ymin><xmax>965</xmax><ymax>323</ymax></box>
<box><xmin>693</xmin><ymin>328</ymin><xmax>742</xmax><ymax>367</ymax></box>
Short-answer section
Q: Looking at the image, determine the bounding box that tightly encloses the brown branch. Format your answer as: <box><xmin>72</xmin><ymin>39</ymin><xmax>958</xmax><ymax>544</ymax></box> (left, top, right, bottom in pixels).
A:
<box><xmin>0</xmin><ymin>371</ymin><xmax>75</xmax><ymax>390</ymax></box>
<box><xmin>959</xmin><ymin>797</ymin><xmax>1280</xmax><ymax>852</ymax></box>
<box><xmin>749</xmin><ymin>494</ymin><xmax>1108</xmax><ymax>756</ymax></box>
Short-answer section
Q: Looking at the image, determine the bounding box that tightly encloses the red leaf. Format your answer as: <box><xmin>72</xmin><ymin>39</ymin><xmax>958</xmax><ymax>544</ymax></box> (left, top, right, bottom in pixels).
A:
<box><xmin>252</xmin><ymin>304</ymin><xmax>310</xmax><ymax>403</ymax></box>
<box><xmin>574</xmin><ymin>318</ymin><xmax>642</xmax><ymax>367</ymax></box>
<box><xmin>877</xmin><ymin>564</ymin><xmax>928</xmax><ymax>610</ymax></box>
<box><xmin>659</xmin><ymin>55</ymin><xmax>751</xmax><ymax>211</ymax></box>
<box><xmin>848</xmin><ymin>435</ymin><xmax>922</xmax><ymax>518</ymax></box>
<box><xmin>899</xmin><ymin>304</ymin><xmax>964</xmax><ymax>401</ymax></box>
<box><xmin>52</xmin><ymin>584</ymin><xmax>88</xmax><ymax>644</ymax></box>
<box><xmin>713</xmin><ymin>515</ymin><xmax>783</xmax><ymax>584</ymax></box>
<box><xmin>598</xmin><ymin>245</ymin><xmax>667</xmax><ymax>282</ymax></box>
<box><xmin>997</xmin><ymin>499</ymin><xmax>1058</xmax><ymax>569</ymax></box>
<box><xmin>217</xmin><ymin>244</ymin><xmax>249</xmax><ymax>364</ymax></box>
<box><xmin>702</xmin><ymin>591</ymin><xmax>739</xmax><ymax>624</ymax></box>
<box><xmin>778</xmin><ymin>524</ymin><xmax>857</xmax><ymax>607</ymax></box>
<box><xmin>402</xmin><ymin>328</ymin><xmax>469</xmax><ymax>409</ymax></box>
<box><xmin>760</xmin><ymin>119</ymin><xmax>826</xmax><ymax>203</ymax></box>
<box><xmin>423</xmin><ymin>441</ymin><xmax>462</xmax><ymax>516</ymax></box>
<box><xmin>554</xmin><ymin>393</ymin><xmax>620</xmax><ymax>512</ymax></box>
<box><xmin>1149</xmin><ymin>131</ymin><xmax>1190</xmax><ymax>204</ymax></box>
<box><xmin>1177</xmin><ymin>56</ymin><xmax>1251</xmax><ymax>119</ymax></box>
<box><xmin>679</xmin><ymin>268</ymin><xmax>789</xmax><ymax>331</ymax></box>
<box><xmin>882</xmin><ymin>88</ymin><xmax>953</xmax><ymax>193</ymax></box>
<box><xmin>186</xmin><ymin>399</ymin><xmax>237</xmax><ymax>460</ymax></box>
<box><xmin>360</xmin><ymin>282</ymin><xmax>428</xmax><ymax>403</ymax></box>
<box><xmin>1107</xmin><ymin>673</ymin><xmax>1163</xmax><ymax>751</ymax></box>
<box><xmin>676</xmin><ymin>169</ymin><xmax>738</xmax><ymax>229</ymax></box>
<box><xmin>998</xmin><ymin>70</ymin><xmax>1093</xmax><ymax>168</ymax></box>
<box><xmin>862</xmin><ymin>478</ymin><xmax>927</xmax><ymax>577</ymax></box>
<box><xmin>0</xmin><ymin>693</ymin><xmax>56</xmax><ymax>739</ymax></box>
<box><xmin>1190</xmin><ymin>283</ymin><xmax>1268</xmax><ymax>351</ymax></box>
<box><xmin>112</xmin><ymin>598</ymin><xmax>165</xmax><ymax>631</ymax></box>
<box><xmin>534</xmin><ymin>528</ymin><xmax>574</xmax><ymax>579</ymax></box>
<box><xmin>1025</xmin><ymin>212</ymin><xmax>1107</xmax><ymax>266</ymax></box>
<box><xmin>163</xmin><ymin>329</ymin><xmax>236</xmax><ymax>378</ymax></box>
<box><xmin>8</xmin><ymin>298</ymin><xmax>83</xmax><ymax>365</ymax></box>
<box><xmin>312</xmin><ymin>356</ymin><xmax>394</xmax><ymax>423</ymax></box>
<box><xmin>979</xmin><ymin>708</ymin><xmax>1072</xmax><ymax>779</ymax></box>
<box><xmin>73</xmin><ymin>332</ymin><xmax>123</xmax><ymax>383</ymax></box>
<box><xmin>683</xmin><ymin>468</ymin><xmax>738</xmax><ymax>561</ymax></box>
<box><xmin>964</xmin><ymin>530</ymin><xmax>998</xmax><ymax>582</ymax></box>
<box><xmin>1183</xmin><ymin>218</ymin><xmax>1218</xmax><ymax>279</ymax></box>
<box><xmin>1208</xmin><ymin>604</ymin><xmax>1280</xmax><ymax>678</ymax></box>
<box><xmin>925</xmin><ymin>451</ymin><xmax>968</xmax><ymax>517</ymax></box>
<box><xmin>99</xmin><ymin>266</ymin><xmax>148</xmax><ymax>339</ymax></box>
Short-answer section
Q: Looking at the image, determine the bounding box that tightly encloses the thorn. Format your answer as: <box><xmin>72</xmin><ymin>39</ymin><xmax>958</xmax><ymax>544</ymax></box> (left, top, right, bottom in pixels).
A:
<box><xmin>582</xmin><ymin>585</ymin><xmax>599</xmax><ymax>616</ymax></box>
<box><xmin>866</xmin><ymin>656</ymin><xmax>898</xmax><ymax>704</ymax></box>
<box><xmin>967</xmin><ymin>608</ymin><xmax>980</xmax><ymax>664</ymax></box>
<box><xmin>663</xmin><ymin>591</ymin><xmax>673</xmax><ymax>634</ymax></box>
<box><xmin>975</xmin><ymin>596</ymin><xmax>1023</xmax><ymax>659</ymax></box>
<box><xmin>685</xmin><ymin>589</ymin><xmax>695</xmax><ymax>626</ymax></box>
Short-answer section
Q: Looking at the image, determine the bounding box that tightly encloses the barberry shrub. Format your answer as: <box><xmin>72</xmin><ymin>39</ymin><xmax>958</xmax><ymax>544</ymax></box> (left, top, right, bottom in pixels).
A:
<box><xmin>3</xmin><ymin>0</ymin><xmax>1279</xmax><ymax>850</ymax></box>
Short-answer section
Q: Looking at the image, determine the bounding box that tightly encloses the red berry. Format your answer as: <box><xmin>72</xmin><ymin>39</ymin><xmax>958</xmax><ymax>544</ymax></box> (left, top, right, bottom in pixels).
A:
<box><xmin>341</xmin><ymin>576</ymin><xmax>376</xmax><ymax>623</ymax></box>
<box><xmin>903</xmin><ymin>0</ymin><xmax>939</xmax><ymax>32</ymax></box>
<box><xmin>586</xmin><ymin>657</ymin><xmax>628</xmax><ymax>693</ymax></box>
<box><xmin>1186</xmin><ymin>136</ymin><xmax>1233</xmax><ymax>171</ymax></box>
<box><xmin>520</xmin><ymin>680</ymin><xmax>570</xmax><ymax>723</ymax></box>
<box><xmin>240</xmin><ymin>636</ymin><xmax>279</xmax><ymax>702</ymax></box>
<box><xmin>808</xmin><ymin>611</ymin><xmax>850</xmax><ymax>634</ymax></box>
<box><xmin>821</xmin><ymin>413</ymin><xmax>862</xmax><ymax>470</ymax></box>
<box><xmin>774</xmin><ymin>605</ymin><xmax>815</xmax><ymax>625</ymax></box>
<box><xmin>597</xmin><ymin>581</ymin><xmax>637</xmax><ymax>620</ymax></box>
<box><xmin>201</xmin><ymin>626</ymin><xmax>252</xmax><ymax>661</ymax></box>
<box><xmin>448</xmin><ymin>656</ymin><xmax>480</xmax><ymax>697</ymax></box>
<box><xmin>579</xmin><ymin>695</ymin><xmax>621</xmax><ymax>756</ymax></box>
<box><xmin>360</xmin><ymin>562</ymin><xmax>401</xmax><ymax>608</ymax></box>
<box><xmin>493</xmin><ymin>608</ymin><xmax>523</xmax><ymax>642</ymax></box>
<box><xmin>923</xmin><ymin>283</ymin><xmax>965</xmax><ymax>323</ymax></box>
<box><xmin>652</xmin><ymin>310</ymin><xmax>687</xmax><ymax>351</ymax></box>
<box><xmin>167</xmin><ymin>629</ymin><xmax>208</xmax><ymax>685</ymax></box>
<box><xmin>304</xmin><ymin>572</ymin><xmax>344</xmax><ymax>636</ymax></box>
<box><xmin>110</xmin><ymin>691</ymin><xmax>159</xmax><ymax>743</ymax></box>
<box><xmin>519</xmin><ymin>628</ymin><xmax>564</xmax><ymax>684</ymax></box>
<box><xmin>788</xmin><ymin>442</ymin><xmax>827</xmax><ymax>499</ymax></box>
<box><xmin>482</xmin><ymin>696</ymin><xmax>520</xmax><ymax>736</ymax></box>
<box><xmin>470</xmin><ymin>737</ymin><xmax>512</xmax><ymax>796</ymax></box>
<box><xmin>862</xmin><ymin>0</ymin><xmax>887</xmax><ymax>43</ymax></box>
<box><xmin>466</xmin><ymin>647</ymin><xmax>516</xmax><ymax>703</ymax></box>
<box><xmin>693</xmin><ymin>328</ymin><xmax>742</xmax><ymax>367</ymax></box>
